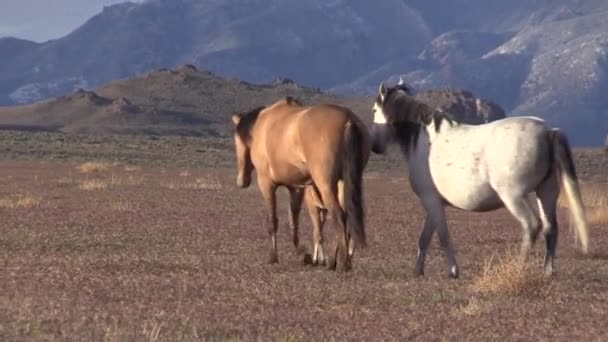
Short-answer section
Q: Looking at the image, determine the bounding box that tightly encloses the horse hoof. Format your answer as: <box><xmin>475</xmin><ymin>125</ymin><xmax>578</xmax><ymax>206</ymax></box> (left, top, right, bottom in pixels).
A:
<box><xmin>446</xmin><ymin>265</ymin><xmax>459</xmax><ymax>279</ymax></box>
<box><xmin>413</xmin><ymin>269</ymin><xmax>424</xmax><ymax>277</ymax></box>
<box><xmin>302</xmin><ymin>253</ymin><xmax>313</xmax><ymax>265</ymax></box>
<box><xmin>326</xmin><ymin>258</ymin><xmax>337</xmax><ymax>271</ymax></box>
<box><xmin>531</xmin><ymin>229</ymin><xmax>541</xmax><ymax>244</ymax></box>
<box><xmin>312</xmin><ymin>259</ymin><xmax>326</xmax><ymax>267</ymax></box>
<box><xmin>268</xmin><ymin>254</ymin><xmax>279</xmax><ymax>264</ymax></box>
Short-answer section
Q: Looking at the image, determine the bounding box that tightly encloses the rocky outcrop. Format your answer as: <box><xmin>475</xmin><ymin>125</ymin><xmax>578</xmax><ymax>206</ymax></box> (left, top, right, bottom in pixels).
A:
<box><xmin>63</xmin><ymin>89</ymin><xmax>111</xmax><ymax>106</ymax></box>
<box><xmin>111</xmin><ymin>97</ymin><xmax>140</xmax><ymax>114</ymax></box>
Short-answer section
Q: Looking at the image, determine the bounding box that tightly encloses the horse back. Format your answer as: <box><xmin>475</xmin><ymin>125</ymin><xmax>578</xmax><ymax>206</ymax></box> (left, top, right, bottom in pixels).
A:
<box><xmin>299</xmin><ymin>104</ymin><xmax>369</xmax><ymax>157</ymax></box>
<box><xmin>480</xmin><ymin>117</ymin><xmax>553</xmax><ymax>193</ymax></box>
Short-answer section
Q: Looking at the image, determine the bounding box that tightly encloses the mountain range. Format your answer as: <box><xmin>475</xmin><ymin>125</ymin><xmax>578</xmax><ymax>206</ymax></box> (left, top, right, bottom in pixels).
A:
<box><xmin>0</xmin><ymin>0</ymin><xmax>607</xmax><ymax>145</ymax></box>
<box><xmin>0</xmin><ymin>64</ymin><xmax>505</xmax><ymax>137</ymax></box>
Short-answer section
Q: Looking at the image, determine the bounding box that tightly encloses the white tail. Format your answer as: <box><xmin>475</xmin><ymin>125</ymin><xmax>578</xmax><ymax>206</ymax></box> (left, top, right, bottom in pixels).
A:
<box><xmin>550</xmin><ymin>129</ymin><xmax>589</xmax><ymax>254</ymax></box>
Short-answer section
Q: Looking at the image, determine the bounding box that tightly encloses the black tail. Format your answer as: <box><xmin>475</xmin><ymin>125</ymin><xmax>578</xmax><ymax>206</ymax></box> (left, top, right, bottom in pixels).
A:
<box><xmin>342</xmin><ymin>121</ymin><xmax>367</xmax><ymax>248</ymax></box>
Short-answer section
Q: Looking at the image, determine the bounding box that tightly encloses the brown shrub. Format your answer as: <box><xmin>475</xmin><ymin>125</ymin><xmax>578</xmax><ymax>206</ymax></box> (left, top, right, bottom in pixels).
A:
<box><xmin>78</xmin><ymin>179</ymin><xmax>108</xmax><ymax>191</ymax></box>
<box><xmin>585</xmin><ymin>206</ymin><xmax>608</xmax><ymax>225</ymax></box>
<box><xmin>452</xmin><ymin>298</ymin><xmax>484</xmax><ymax>318</ymax></box>
<box><xmin>109</xmin><ymin>199</ymin><xmax>135</xmax><ymax>212</ymax></box>
<box><xmin>559</xmin><ymin>182</ymin><xmax>608</xmax><ymax>244</ymax></box>
<box><xmin>77</xmin><ymin>161</ymin><xmax>109</xmax><ymax>174</ymax></box>
<box><xmin>124</xmin><ymin>165</ymin><xmax>142</xmax><ymax>172</ymax></box>
<box><xmin>471</xmin><ymin>247</ymin><xmax>552</xmax><ymax>297</ymax></box>
<box><xmin>0</xmin><ymin>195</ymin><xmax>41</xmax><ymax>209</ymax></box>
<box><xmin>161</xmin><ymin>175</ymin><xmax>222</xmax><ymax>190</ymax></box>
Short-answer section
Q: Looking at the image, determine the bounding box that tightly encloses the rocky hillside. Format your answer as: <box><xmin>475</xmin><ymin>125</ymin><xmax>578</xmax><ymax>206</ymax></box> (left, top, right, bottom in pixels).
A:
<box><xmin>0</xmin><ymin>65</ymin><xmax>504</xmax><ymax>136</ymax></box>
<box><xmin>1</xmin><ymin>0</ymin><xmax>606</xmax><ymax>144</ymax></box>
<box><xmin>0</xmin><ymin>0</ymin><xmax>430</xmax><ymax>105</ymax></box>
<box><xmin>380</xmin><ymin>0</ymin><xmax>608</xmax><ymax>145</ymax></box>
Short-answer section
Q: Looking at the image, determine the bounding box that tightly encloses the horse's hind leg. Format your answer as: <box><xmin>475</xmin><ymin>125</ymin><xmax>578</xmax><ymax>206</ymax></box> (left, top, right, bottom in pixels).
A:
<box><xmin>258</xmin><ymin>177</ymin><xmax>279</xmax><ymax>264</ymax></box>
<box><xmin>499</xmin><ymin>192</ymin><xmax>542</xmax><ymax>262</ymax></box>
<box><xmin>316</xmin><ymin>182</ymin><xmax>350</xmax><ymax>272</ymax></box>
<box><xmin>305</xmin><ymin>186</ymin><xmax>327</xmax><ymax>266</ymax></box>
<box><xmin>536</xmin><ymin>174</ymin><xmax>560</xmax><ymax>276</ymax></box>
<box><xmin>287</xmin><ymin>187</ymin><xmax>304</xmax><ymax>250</ymax></box>
<box><xmin>337</xmin><ymin>180</ymin><xmax>355</xmax><ymax>260</ymax></box>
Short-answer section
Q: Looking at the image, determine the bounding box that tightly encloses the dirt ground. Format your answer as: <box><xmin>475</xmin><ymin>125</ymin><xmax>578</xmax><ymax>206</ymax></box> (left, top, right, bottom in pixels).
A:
<box><xmin>0</xmin><ymin>156</ymin><xmax>607</xmax><ymax>341</ymax></box>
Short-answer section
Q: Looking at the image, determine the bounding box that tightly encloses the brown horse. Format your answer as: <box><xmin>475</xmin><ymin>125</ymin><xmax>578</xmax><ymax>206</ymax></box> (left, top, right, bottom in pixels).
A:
<box><xmin>231</xmin><ymin>96</ymin><xmax>371</xmax><ymax>271</ymax></box>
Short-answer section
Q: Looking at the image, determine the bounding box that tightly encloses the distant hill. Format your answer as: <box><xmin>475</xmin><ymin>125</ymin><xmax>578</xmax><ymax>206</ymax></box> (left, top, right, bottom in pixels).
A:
<box><xmin>1</xmin><ymin>0</ymin><xmax>607</xmax><ymax>144</ymax></box>
<box><xmin>0</xmin><ymin>65</ymin><xmax>504</xmax><ymax>137</ymax></box>
<box><xmin>0</xmin><ymin>0</ymin><xmax>430</xmax><ymax>104</ymax></box>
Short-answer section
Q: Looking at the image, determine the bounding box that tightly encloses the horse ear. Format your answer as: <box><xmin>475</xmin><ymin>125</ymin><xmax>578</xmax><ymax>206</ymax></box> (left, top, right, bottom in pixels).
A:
<box><xmin>379</xmin><ymin>82</ymin><xmax>387</xmax><ymax>101</ymax></box>
<box><xmin>232</xmin><ymin>114</ymin><xmax>241</xmax><ymax>126</ymax></box>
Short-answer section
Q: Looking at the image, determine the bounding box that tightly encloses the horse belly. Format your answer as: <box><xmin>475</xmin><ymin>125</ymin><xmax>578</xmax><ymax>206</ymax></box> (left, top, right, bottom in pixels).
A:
<box><xmin>430</xmin><ymin>153</ymin><xmax>504</xmax><ymax>212</ymax></box>
<box><xmin>435</xmin><ymin>179</ymin><xmax>503</xmax><ymax>212</ymax></box>
<box><xmin>271</xmin><ymin>162</ymin><xmax>311</xmax><ymax>187</ymax></box>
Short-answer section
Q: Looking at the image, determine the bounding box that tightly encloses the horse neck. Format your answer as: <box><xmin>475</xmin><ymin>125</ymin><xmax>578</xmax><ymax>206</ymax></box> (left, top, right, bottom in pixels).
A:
<box><xmin>393</xmin><ymin>98</ymin><xmax>460</xmax><ymax>158</ymax></box>
<box><xmin>417</xmin><ymin>103</ymin><xmax>460</xmax><ymax>142</ymax></box>
<box><xmin>402</xmin><ymin>131</ymin><xmax>434</xmax><ymax>190</ymax></box>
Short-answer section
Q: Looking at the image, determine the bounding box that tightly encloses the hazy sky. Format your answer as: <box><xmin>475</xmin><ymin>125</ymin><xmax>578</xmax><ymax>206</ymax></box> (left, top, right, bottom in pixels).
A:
<box><xmin>0</xmin><ymin>0</ymin><xmax>142</xmax><ymax>42</ymax></box>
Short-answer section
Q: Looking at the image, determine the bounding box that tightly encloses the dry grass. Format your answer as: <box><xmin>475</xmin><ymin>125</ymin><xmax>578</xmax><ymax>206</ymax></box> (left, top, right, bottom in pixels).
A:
<box><xmin>190</xmin><ymin>176</ymin><xmax>222</xmax><ymax>190</ymax></box>
<box><xmin>109</xmin><ymin>199</ymin><xmax>135</xmax><ymax>212</ymax></box>
<box><xmin>161</xmin><ymin>175</ymin><xmax>222</xmax><ymax>190</ymax></box>
<box><xmin>124</xmin><ymin>165</ymin><xmax>142</xmax><ymax>172</ymax></box>
<box><xmin>559</xmin><ymin>182</ymin><xmax>608</xmax><ymax>242</ymax></box>
<box><xmin>558</xmin><ymin>182</ymin><xmax>608</xmax><ymax>208</ymax></box>
<box><xmin>3</xmin><ymin>159</ymin><xmax>608</xmax><ymax>340</ymax></box>
<box><xmin>78</xmin><ymin>179</ymin><xmax>108</xmax><ymax>191</ymax></box>
<box><xmin>76</xmin><ymin>174</ymin><xmax>143</xmax><ymax>191</ymax></box>
<box><xmin>108</xmin><ymin>174</ymin><xmax>144</xmax><ymax>187</ymax></box>
<box><xmin>77</xmin><ymin>161</ymin><xmax>109</xmax><ymax>174</ymax></box>
<box><xmin>471</xmin><ymin>247</ymin><xmax>552</xmax><ymax>297</ymax></box>
<box><xmin>579</xmin><ymin>182</ymin><xmax>608</xmax><ymax>225</ymax></box>
<box><xmin>0</xmin><ymin>194</ymin><xmax>41</xmax><ymax>209</ymax></box>
<box><xmin>452</xmin><ymin>298</ymin><xmax>484</xmax><ymax>318</ymax></box>
<box><xmin>585</xmin><ymin>206</ymin><xmax>608</xmax><ymax>225</ymax></box>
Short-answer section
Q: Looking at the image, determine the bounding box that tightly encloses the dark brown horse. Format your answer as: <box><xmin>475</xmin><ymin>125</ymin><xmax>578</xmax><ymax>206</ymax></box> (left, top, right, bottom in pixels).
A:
<box><xmin>231</xmin><ymin>96</ymin><xmax>371</xmax><ymax>271</ymax></box>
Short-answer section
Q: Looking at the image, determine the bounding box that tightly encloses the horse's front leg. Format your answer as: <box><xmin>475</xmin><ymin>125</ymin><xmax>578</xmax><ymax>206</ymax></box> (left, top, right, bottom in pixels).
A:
<box><xmin>423</xmin><ymin>200</ymin><xmax>459</xmax><ymax>278</ymax></box>
<box><xmin>258</xmin><ymin>177</ymin><xmax>279</xmax><ymax>264</ymax></box>
<box><xmin>414</xmin><ymin>213</ymin><xmax>436</xmax><ymax>277</ymax></box>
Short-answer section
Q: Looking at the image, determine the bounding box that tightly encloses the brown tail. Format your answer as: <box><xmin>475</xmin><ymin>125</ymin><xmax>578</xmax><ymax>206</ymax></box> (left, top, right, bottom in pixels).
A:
<box><xmin>549</xmin><ymin>129</ymin><xmax>589</xmax><ymax>254</ymax></box>
<box><xmin>342</xmin><ymin>121</ymin><xmax>367</xmax><ymax>248</ymax></box>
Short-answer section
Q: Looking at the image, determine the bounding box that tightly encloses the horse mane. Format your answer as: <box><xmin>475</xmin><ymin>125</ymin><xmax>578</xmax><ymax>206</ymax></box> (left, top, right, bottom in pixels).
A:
<box><xmin>283</xmin><ymin>95</ymin><xmax>303</xmax><ymax>106</ymax></box>
<box><xmin>235</xmin><ymin>105</ymin><xmax>266</xmax><ymax>144</ymax></box>
<box><xmin>378</xmin><ymin>84</ymin><xmax>456</xmax><ymax>153</ymax></box>
<box><xmin>235</xmin><ymin>97</ymin><xmax>303</xmax><ymax>143</ymax></box>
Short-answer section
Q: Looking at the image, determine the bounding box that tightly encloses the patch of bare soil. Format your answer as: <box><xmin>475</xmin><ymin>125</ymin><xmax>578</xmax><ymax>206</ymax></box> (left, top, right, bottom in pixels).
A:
<box><xmin>1</xmin><ymin>160</ymin><xmax>607</xmax><ymax>340</ymax></box>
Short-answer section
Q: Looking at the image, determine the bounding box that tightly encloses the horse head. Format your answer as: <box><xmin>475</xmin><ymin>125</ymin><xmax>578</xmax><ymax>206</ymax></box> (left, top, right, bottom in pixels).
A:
<box><xmin>371</xmin><ymin>80</ymin><xmax>422</xmax><ymax>155</ymax></box>
<box><xmin>231</xmin><ymin>106</ymin><xmax>264</xmax><ymax>188</ymax></box>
